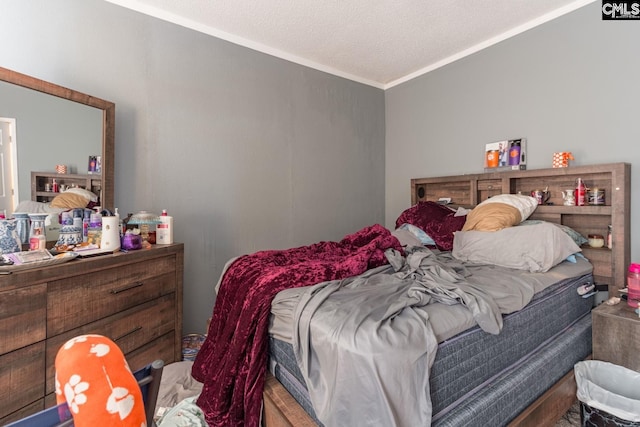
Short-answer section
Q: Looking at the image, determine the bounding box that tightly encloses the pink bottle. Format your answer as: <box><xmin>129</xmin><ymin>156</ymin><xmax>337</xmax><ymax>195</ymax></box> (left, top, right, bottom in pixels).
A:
<box><xmin>627</xmin><ymin>263</ymin><xmax>640</xmax><ymax>308</ymax></box>
<box><xmin>575</xmin><ymin>178</ymin><xmax>586</xmax><ymax>207</ymax></box>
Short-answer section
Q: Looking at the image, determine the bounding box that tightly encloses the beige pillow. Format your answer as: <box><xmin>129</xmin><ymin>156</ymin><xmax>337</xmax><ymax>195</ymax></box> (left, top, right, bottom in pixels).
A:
<box><xmin>462</xmin><ymin>194</ymin><xmax>538</xmax><ymax>232</ymax></box>
<box><xmin>462</xmin><ymin>202</ymin><xmax>522</xmax><ymax>232</ymax></box>
<box><xmin>50</xmin><ymin>192</ymin><xmax>89</xmax><ymax>209</ymax></box>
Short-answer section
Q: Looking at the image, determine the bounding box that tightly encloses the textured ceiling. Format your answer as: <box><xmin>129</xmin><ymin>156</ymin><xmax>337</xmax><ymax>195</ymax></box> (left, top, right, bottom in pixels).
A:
<box><xmin>104</xmin><ymin>0</ymin><xmax>595</xmax><ymax>89</ymax></box>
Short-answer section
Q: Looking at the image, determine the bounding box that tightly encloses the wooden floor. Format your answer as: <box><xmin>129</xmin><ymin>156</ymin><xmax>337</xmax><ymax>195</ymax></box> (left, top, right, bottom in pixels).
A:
<box><xmin>554</xmin><ymin>401</ymin><xmax>581</xmax><ymax>427</ymax></box>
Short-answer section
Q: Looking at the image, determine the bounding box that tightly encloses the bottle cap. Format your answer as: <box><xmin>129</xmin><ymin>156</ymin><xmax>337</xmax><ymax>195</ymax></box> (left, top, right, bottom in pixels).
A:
<box><xmin>629</xmin><ymin>263</ymin><xmax>640</xmax><ymax>274</ymax></box>
<box><xmin>162</xmin><ymin>209</ymin><xmax>168</xmax><ymax>216</ymax></box>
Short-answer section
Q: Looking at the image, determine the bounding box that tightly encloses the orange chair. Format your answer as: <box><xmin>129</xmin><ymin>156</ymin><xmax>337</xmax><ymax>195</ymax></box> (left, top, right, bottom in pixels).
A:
<box><xmin>6</xmin><ymin>359</ymin><xmax>164</xmax><ymax>427</ymax></box>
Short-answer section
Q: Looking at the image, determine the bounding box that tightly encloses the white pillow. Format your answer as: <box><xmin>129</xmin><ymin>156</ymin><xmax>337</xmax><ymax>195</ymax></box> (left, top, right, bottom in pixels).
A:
<box><xmin>478</xmin><ymin>194</ymin><xmax>538</xmax><ymax>222</ymax></box>
<box><xmin>63</xmin><ymin>187</ymin><xmax>98</xmax><ymax>203</ymax></box>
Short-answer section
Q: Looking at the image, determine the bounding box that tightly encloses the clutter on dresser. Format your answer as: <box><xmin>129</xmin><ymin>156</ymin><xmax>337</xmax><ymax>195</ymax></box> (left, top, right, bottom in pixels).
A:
<box><xmin>127</xmin><ymin>210</ymin><xmax>161</xmax><ymax>247</ymax></box>
<box><xmin>0</xmin><ymin>205</ymin><xmax>177</xmax><ymax>273</ymax></box>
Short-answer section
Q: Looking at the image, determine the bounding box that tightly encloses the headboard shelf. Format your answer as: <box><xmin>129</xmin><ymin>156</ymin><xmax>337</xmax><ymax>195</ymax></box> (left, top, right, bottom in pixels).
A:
<box><xmin>411</xmin><ymin>162</ymin><xmax>630</xmax><ymax>296</ymax></box>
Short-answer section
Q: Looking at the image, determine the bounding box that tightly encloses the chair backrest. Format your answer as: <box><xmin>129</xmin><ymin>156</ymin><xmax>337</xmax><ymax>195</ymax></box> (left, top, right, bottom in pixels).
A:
<box><xmin>5</xmin><ymin>359</ymin><xmax>165</xmax><ymax>427</ymax></box>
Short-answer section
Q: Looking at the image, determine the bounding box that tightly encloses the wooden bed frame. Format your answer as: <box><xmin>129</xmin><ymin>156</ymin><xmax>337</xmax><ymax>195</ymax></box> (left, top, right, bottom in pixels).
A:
<box><xmin>262</xmin><ymin>163</ymin><xmax>630</xmax><ymax>427</ymax></box>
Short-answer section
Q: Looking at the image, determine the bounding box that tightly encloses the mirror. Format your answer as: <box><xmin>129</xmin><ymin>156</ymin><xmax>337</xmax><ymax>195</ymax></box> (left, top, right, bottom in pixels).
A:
<box><xmin>0</xmin><ymin>66</ymin><xmax>114</xmax><ymax>211</ymax></box>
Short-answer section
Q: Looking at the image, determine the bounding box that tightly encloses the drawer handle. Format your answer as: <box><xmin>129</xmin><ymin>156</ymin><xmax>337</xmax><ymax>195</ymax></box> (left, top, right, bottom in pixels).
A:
<box><xmin>114</xmin><ymin>326</ymin><xmax>143</xmax><ymax>342</ymax></box>
<box><xmin>110</xmin><ymin>281</ymin><xmax>144</xmax><ymax>294</ymax></box>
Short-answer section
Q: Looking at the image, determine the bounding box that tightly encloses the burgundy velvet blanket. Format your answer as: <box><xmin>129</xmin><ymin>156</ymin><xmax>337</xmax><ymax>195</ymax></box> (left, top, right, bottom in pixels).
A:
<box><xmin>192</xmin><ymin>224</ymin><xmax>402</xmax><ymax>426</ymax></box>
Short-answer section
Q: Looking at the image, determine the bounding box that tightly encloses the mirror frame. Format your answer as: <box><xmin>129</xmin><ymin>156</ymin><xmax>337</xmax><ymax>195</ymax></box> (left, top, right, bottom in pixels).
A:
<box><xmin>0</xmin><ymin>66</ymin><xmax>115</xmax><ymax>210</ymax></box>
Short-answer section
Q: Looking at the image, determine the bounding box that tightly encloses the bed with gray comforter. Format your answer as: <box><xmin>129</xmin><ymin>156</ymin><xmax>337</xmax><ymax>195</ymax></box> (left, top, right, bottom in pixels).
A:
<box><xmin>268</xmin><ymin>245</ymin><xmax>594</xmax><ymax>426</ymax></box>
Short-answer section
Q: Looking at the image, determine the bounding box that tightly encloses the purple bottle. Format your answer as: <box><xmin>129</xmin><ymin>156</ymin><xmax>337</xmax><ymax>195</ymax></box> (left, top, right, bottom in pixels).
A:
<box><xmin>508</xmin><ymin>140</ymin><xmax>521</xmax><ymax>166</ymax></box>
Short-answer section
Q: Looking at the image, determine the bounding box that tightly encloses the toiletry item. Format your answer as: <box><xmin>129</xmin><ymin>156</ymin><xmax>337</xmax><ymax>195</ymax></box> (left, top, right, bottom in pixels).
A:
<box><xmin>72</xmin><ymin>209</ymin><xmax>83</xmax><ymax>231</ymax></box>
<box><xmin>101</xmin><ymin>216</ymin><xmax>121</xmax><ymax>251</ymax></box>
<box><xmin>52</xmin><ymin>178</ymin><xmax>59</xmax><ymax>193</ymax></box>
<box><xmin>87</xmin><ymin>212</ymin><xmax>102</xmax><ymax>246</ymax></box>
<box><xmin>61</xmin><ymin>211</ymin><xmax>73</xmax><ymax>226</ymax></box>
<box><xmin>157</xmin><ymin>209</ymin><xmax>174</xmax><ymax>244</ymax></box>
<box><xmin>575</xmin><ymin>178</ymin><xmax>586</xmax><ymax>206</ymax></box>
<box><xmin>114</xmin><ymin>208</ymin><xmax>123</xmax><ymax>237</ymax></box>
<box><xmin>29</xmin><ymin>228</ymin><xmax>46</xmax><ymax>251</ymax></box>
<box><xmin>607</xmin><ymin>225</ymin><xmax>612</xmax><ymax>249</ymax></box>
<box><xmin>28</xmin><ymin>213</ymin><xmax>48</xmax><ymax>251</ymax></box>
<box><xmin>28</xmin><ymin>214</ymin><xmax>47</xmax><ymax>251</ymax></box>
<box><xmin>627</xmin><ymin>263</ymin><xmax>640</xmax><ymax>308</ymax></box>
<box><xmin>82</xmin><ymin>210</ymin><xmax>91</xmax><ymax>242</ymax></box>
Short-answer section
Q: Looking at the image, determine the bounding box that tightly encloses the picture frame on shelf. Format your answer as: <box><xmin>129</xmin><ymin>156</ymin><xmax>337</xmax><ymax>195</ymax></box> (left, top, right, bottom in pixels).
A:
<box><xmin>484</xmin><ymin>138</ymin><xmax>527</xmax><ymax>173</ymax></box>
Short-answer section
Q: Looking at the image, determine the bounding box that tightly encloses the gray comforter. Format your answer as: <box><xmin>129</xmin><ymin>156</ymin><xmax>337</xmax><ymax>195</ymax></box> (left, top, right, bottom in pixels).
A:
<box><xmin>291</xmin><ymin>247</ymin><xmax>536</xmax><ymax>427</ymax></box>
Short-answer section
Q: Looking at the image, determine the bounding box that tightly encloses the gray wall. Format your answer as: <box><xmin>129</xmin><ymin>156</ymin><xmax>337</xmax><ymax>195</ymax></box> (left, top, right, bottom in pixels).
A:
<box><xmin>4</xmin><ymin>1</ymin><xmax>639</xmax><ymax>334</ymax></box>
<box><xmin>386</xmin><ymin>2</ymin><xmax>640</xmax><ymax>260</ymax></box>
<box><xmin>0</xmin><ymin>0</ymin><xmax>386</xmax><ymax>334</ymax></box>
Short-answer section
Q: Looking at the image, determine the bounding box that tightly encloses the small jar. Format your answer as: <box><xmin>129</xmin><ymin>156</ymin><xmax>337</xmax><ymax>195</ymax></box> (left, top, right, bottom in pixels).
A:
<box><xmin>588</xmin><ymin>234</ymin><xmax>605</xmax><ymax>248</ymax></box>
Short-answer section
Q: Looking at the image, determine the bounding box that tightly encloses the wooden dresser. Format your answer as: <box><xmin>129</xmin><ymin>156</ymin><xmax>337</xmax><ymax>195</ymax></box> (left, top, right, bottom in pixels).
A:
<box><xmin>0</xmin><ymin>243</ymin><xmax>184</xmax><ymax>423</ymax></box>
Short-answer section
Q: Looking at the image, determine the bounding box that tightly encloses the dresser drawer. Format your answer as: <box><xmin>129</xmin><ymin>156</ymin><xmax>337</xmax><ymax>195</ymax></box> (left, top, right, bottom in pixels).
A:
<box><xmin>0</xmin><ymin>342</ymin><xmax>45</xmax><ymax>419</ymax></box>
<box><xmin>47</xmin><ymin>256</ymin><xmax>176</xmax><ymax>335</ymax></box>
<box><xmin>0</xmin><ymin>400</ymin><xmax>44</xmax><ymax>425</ymax></box>
<box><xmin>126</xmin><ymin>331</ymin><xmax>178</xmax><ymax>372</ymax></box>
<box><xmin>0</xmin><ymin>284</ymin><xmax>46</xmax><ymax>354</ymax></box>
<box><xmin>45</xmin><ymin>293</ymin><xmax>176</xmax><ymax>394</ymax></box>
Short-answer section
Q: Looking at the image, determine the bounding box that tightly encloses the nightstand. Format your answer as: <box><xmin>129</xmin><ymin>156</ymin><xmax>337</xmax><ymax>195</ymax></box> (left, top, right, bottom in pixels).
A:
<box><xmin>592</xmin><ymin>302</ymin><xmax>640</xmax><ymax>372</ymax></box>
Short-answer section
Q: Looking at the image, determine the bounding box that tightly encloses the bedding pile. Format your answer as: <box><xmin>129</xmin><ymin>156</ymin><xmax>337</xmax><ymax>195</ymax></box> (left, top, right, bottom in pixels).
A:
<box><xmin>191</xmin><ymin>224</ymin><xmax>402</xmax><ymax>426</ymax></box>
<box><xmin>291</xmin><ymin>246</ymin><xmax>535</xmax><ymax>427</ymax></box>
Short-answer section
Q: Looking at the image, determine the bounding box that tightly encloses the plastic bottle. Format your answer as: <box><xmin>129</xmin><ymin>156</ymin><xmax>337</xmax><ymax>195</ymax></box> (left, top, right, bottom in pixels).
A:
<box><xmin>575</xmin><ymin>178</ymin><xmax>586</xmax><ymax>207</ymax></box>
<box><xmin>52</xmin><ymin>178</ymin><xmax>59</xmax><ymax>193</ymax></box>
<box><xmin>82</xmin><ymin>210</ymin><xmax>91</xmax><ymax>242</ymax></box>
<box><xmin>157</xmin><ymin>209</ymin><xmax>174</xmax><ymax>244</ymax></box>
<box><xmin>114</xmin><ymin>208</ymin><xmax>123</xmax><ymax>237</ymax></box>
<box><xmin>29</xmin><ymin>228</ymin><xmax>46</xmax><ymax>251</ymax></box>
<box><xmin>87</xmin><ymin>212</ymin><xmax>102</xmax><ymax>246</ymax></box>
<box><xmin>627</xmin><ymin>264</ymin><xmax>640</xmax><ymax>308</ymax></box>
<box><xmin>72</xmin><ymin>209</ymin><xmax>83</xmax><ymax>230</ymax></box>
<box><xmin>60</xmin><ymin>211</ymin><xmax>73</xmax><ymax>226</ymax></box>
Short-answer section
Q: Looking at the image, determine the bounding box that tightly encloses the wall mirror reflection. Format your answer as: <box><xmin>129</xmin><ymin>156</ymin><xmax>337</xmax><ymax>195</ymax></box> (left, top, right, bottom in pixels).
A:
<box><xmin>0</xmin><ymin>67</ymin><xmax>115</xmax><ymax>219</ymax></box>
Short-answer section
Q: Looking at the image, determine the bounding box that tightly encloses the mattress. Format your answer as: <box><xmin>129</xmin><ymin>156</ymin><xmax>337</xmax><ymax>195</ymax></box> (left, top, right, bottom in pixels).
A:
<box><xmin>267</xmin><ymin>258</ymin><xmax>594</xmax><ymax>425</ymax></box>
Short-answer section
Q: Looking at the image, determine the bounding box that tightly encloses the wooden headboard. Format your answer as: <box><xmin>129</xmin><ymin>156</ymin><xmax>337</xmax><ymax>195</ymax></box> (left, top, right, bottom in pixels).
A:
<box><xmin>411</xmin><ymin>162</ymin><xmax>630</xmax><ymax>296</ymax></box>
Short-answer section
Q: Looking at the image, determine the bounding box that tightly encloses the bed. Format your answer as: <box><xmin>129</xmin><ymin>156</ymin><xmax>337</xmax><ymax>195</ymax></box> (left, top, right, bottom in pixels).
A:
<box><xmin>191</xmin><ymin>163</ymin><xmax>630</xmax><ymax>427</ymax></box>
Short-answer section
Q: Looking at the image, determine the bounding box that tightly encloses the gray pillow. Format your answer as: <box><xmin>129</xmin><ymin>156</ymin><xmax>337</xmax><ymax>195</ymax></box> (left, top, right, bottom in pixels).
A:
<box><xmin>452</xmin><ymin>222</ymin><xmax>581</xmax><ymax>273</ymax></box>
<box><xmin>519</xmin><ymin>220</ymin><xmax>589</xmax><ymax>247</ymax></box>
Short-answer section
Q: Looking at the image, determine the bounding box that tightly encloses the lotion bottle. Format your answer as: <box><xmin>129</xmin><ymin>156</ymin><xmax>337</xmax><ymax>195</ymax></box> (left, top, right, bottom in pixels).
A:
<box><xmin>157</xmin><ymin>209</ymin><xmax>174</xmax><ymax>244</ymax></box>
